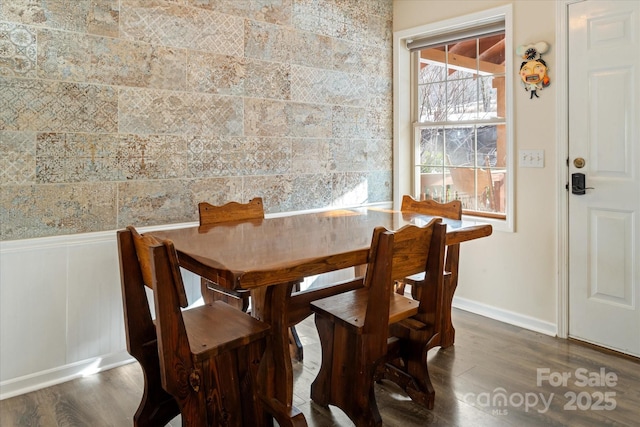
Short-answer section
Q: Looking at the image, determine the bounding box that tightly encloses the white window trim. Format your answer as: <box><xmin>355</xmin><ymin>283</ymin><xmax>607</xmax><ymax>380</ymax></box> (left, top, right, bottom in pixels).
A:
<box><xmin>393</xmin><ymin>5</ymin><xmax>514</xmax><ymax>232</ymax></box>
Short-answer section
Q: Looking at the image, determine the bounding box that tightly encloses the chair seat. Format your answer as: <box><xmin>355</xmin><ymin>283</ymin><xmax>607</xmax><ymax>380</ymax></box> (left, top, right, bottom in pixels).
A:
<box><xmin>311</xmin><ymin>287</ymin><xmax>420</xmax><ymax>331</ymax></box>
<box><xmin>183</xmin><ymin>301</ymin><xmax>270</xmax><ymax>362</ymax></box>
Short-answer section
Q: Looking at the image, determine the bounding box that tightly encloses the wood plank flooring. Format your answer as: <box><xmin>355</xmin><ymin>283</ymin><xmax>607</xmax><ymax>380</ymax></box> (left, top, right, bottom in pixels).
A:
<box><xmin>1</xmin><ymin>308</ymin><xmax>638</xmax><ymax>426</ymax></box>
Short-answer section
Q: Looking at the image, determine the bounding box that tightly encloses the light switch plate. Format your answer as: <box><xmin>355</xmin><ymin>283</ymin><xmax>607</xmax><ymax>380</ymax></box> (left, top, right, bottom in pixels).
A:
<box><xmin>518</xmin><ymin>149</ymin><xmax>544</xmax><ymax>168</ymax></box>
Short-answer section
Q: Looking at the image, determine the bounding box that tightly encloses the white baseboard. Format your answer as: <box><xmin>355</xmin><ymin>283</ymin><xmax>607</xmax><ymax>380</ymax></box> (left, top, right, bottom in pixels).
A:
<box><xmin>453</xmin><ymin>296</ymin><xmax>557</xmax><ymax>337</ymax></box>
<box><xmin>0</xmin><ymin>351</ymin><xmax>134</xmax><ymax>401</ymax></box>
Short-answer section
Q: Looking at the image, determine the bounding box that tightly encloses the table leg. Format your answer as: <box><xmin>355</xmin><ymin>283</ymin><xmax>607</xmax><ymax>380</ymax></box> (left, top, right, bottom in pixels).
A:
<box><xmin>252</xmin><ymin>284</ymin><xmax>307</xmax><ymax>427</ymax></box>
<box><xmin>441</xmin><ymin>244</ymin><xmax>460</xmax><ymax>348</ymax></box>
<box><xmin>289</xmin><ymin>326</ymin><xmax>303</xmax><ymax>362</ymax></box>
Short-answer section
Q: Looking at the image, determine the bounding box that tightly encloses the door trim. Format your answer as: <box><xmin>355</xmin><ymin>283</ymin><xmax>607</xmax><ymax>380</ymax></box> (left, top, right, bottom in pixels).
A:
<box><xmin>556</xmin><ymin>0</ymin><xmax>584</xmax><ymax>339</ymax></box>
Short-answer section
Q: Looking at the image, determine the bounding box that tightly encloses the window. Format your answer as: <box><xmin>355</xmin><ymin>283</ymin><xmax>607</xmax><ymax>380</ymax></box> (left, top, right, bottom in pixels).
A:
<box><xmin>394</xmin><ymin>6</ymin><xmax>513</xmax><ymax>229</ymax></box>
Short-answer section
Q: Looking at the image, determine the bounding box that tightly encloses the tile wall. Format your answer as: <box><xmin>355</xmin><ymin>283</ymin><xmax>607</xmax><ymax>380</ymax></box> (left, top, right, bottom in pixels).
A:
<box><xmin>0</xmin><ymin>0</ymin><xmax>392</xmax><ymax>240</ymax></box>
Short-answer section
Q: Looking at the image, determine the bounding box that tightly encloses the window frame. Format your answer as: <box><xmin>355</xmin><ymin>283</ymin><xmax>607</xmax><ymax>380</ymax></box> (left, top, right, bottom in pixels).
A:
<box><xmin>393</xmin><ymin>5</ymin><xmax>514</xmax><ymax>232</ymax></box>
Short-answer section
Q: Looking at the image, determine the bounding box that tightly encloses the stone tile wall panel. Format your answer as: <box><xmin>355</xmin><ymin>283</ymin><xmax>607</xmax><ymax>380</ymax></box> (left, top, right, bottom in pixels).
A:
<box><xmin>0</xmin><ymin>183</ymin><xmax>118</xmax><ymax>240</ymax></box>
<box><xmin>35</xmin><ymin>133</ymin><xmax>188</xmax><ymax>183</ymax></box>
<box><xmin>0</xmin><ymin>23</ymin><xmax>37</xmax><ymax>78</ymax></box>
<box><xmin>1</xmin><ymin>0</ymin><xmax>392</xmax><ymax>240</ymax></box>
<box><xmin>184</xmin><ymin>0</ymin><xmax>292</xmax><ymax>25</ymax></box>
<box><xmin>117</xmin><ymin>179</ymin><xmax>193</xmax><ymax>227</ymax></box>
<box><xmin>189</xmin><ymin>177</ymin><xmax>244</xmax><ymax>209</ymax></box>
<box><xmin>244</xmin><ymin>98</ymin><xmax>334</xmax><ymax>139</ymax></box>
<box><xmin>187</xmin><ymin>52</ymin><xmax>247</xmax><ymax>95</ymax></box>
<box><xmin>0</xmin><ymin>131</ymin><xmax>36</xmax><ymax>185</ymax></box>
<box><xmin>291</xmin><ymin>65</ymin><xmax>367</xmax><ymax>106</ymax></box>
<box><xmin>0</xmin><ymin>0</ymin><xmax>120</xmax><ymax>37</ymax></box>
<box><xmin>245</xmin><ymin>59</ymin><xmax>291</xmax><ymax>100</ymax></box>
<box><xmin>0</xmin><ymin>78</ymin><xmax>118</xmax><ymax>133</ymax></box>
<box><xmin>121</xmin><ymin>1</ymin><xmax>244</xmax><ymax>57</ymax></box>
<box><xmin>332</xmin><ymin>38</ymin><xmax>391</xmax><ymax>78</ymax></box>
<box><xmin>244</xmin><ymin>20</ymin><xmax>333</xmax><ymax>70</ymax></box>
<box><xmin>242</xmin><ymin>174</ymin><xmax>294</xmax><ymax>212</ymax></box>
<box><xmin>187</xmin><ymin>135</ymin><xmax>290</xmax><ymax>177</ymax></box>
<box><xmin>118</xmin><ymin>88</ymin><xmax>243</xmax><ymax>136</ymax></box>
<box><xmin>290</xmin><ymin>138</ymin><xmax>330</xmax><ymax>174</ymax></box>
<box><xmin>37</xmin><ymin>29</ymin><xmax>187</xmax><ymax>90</ymax></box>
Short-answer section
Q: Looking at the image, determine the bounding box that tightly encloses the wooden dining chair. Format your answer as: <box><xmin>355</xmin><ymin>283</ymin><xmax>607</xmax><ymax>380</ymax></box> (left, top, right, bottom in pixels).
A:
<box><xmin>309</xmin><ymin>218</ymin><xmax>446</xmax><ymax>426</ymax></box>
<box><xmin>398</xmin><ymin>194</ymin><xmax>462</xmax><ymax>349</ymax></box>
<box><xmin>119</xmin><ymin>226</ymin><xmax>272</xmax><ymax>426</ymax></box>
<box><xmin>118</xmin><ymin>228</ymin><xmax>179</xmax><ymax>427</ymax></box>
<box><xmin>198</xmin><ymin>197</ymin><xmax>265</xmax><ymax>311</ymax></box>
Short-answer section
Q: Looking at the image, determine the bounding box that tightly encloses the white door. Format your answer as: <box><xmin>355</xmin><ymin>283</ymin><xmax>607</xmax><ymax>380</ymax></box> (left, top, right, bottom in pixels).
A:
<box><xmin>568</xmin><ymin>0</ymin><xmax>640</xmax><ymax>357</ymax></box>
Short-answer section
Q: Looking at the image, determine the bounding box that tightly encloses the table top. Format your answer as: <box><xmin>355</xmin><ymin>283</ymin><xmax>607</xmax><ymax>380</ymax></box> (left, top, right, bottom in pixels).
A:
<box><xmin>150</xmin><ymin>206</ymin><xmax>492</xmax><ymax>290</ymax></box>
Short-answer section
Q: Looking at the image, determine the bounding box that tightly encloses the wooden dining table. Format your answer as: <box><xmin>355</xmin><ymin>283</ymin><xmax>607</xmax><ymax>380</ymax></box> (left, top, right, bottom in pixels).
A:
<box><xmin>150</xmin><ymin>206</ymin><xmax>492</xmax><ymax>427</ymax></box>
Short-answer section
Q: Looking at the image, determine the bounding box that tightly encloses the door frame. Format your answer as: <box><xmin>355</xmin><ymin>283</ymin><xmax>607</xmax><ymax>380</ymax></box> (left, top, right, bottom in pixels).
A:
<box><xmin>555</xmin><ymin>0</ymin><xmax>584</xmax><ymax>340</ymax></box>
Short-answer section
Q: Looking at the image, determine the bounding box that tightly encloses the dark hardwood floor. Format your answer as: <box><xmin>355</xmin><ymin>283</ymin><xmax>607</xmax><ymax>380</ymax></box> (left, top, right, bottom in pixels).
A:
<box><xmin>2</xmin><ymin>308</ymin><xmax>638</xmax><ymax>426</ymax></box>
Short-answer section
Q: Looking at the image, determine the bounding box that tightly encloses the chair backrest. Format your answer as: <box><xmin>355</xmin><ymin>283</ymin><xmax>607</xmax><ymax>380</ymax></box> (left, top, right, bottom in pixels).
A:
<box><xmin>118</xmin><ymin>226</ymin><xmax>190</xmax><ymax>356</ymax></box>
<box><xmin>118</xmin><ymin>226</ymin><xmax>158</xmax><ymax>363</ymax></box>
<box><xmin>400</xmin><ymin>195</ymin><xmax>462</xmax><ymax>278</ymax></box>
<box><xmin>198</xmin><ymin>197</ymin><xmax>264</xmax><ymax>225</ymax></box>
<box><xmin>363</xmin><ymin>219</ymin><xmax>446</xmax><ymax>337</ymax></box>
<box><xmin>146</xmin><ymin>239</ymin><xmax>198</xmax><ymax>397</ymax></box>
<box><xmin>129</xmin><ymin>225</ymin><xmax>188</xmax><ymax>307</ymax></box>
<box><xmin>401</xmin><ymin>195</ymin><xmax>462</xmax><ymax>220</ymax></box>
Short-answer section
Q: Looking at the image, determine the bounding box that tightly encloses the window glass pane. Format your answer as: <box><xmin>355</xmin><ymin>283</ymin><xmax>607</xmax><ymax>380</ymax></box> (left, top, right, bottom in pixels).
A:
<box><xmin>491</xmin><ymin>169</ymin><xmax>506</xmax><ymax>212</ymax></box>
<box><xmin>477</xmin><ymin>125</ymin><xmax>498</xmax><ymax>167</ymax></box>
<box><xmin>494</xmin><ymin>123</ymin><xmax>507</xmax><ymax>168</ymax></box>
<box><xmin>447</xmin><ymin>77</ymin><xmax>477</xmax><ymax>121</ymax></box>
<box><xmin>420</xmin><ymin>170</ymin><xmax>455</xmax><ymax>203</ymax></box>
<box><xmin>446</xmin><ymin>41</ymin><xmax>478</xmax><ymax>76</ymax></box>
<box><xmin>450</xmin><ymin>166</ymin><xmax>492</xmax><ymax>211</ymax></box>
<box><xmin>419</xmin><ymin>127</ymin><xmax>444</xmax><ymax>168</ymax></box>
<box><xmin>478</xmin><ymin>34</ymin><xmax>505</xmax><ymax>68</ymax></box>
<box><xmin>444</xmin><ymin>126</ymin><xmax>474</xmax><ymax>167</ymax></box>
<box><xmin>417</xmin><ymin>82</ymin><xmax>447</xmax><ymax>122</ymax></box>
<box><xmin>418</xmin><ymin>49</ymin><xmax>446</xmax><ymax>83</ymax></box>
<box><xmin>477</xmin><ymin>76</ymin><xmax>499</xmax><ymax>119</ymax></box>
<box><xmin>448</xmin><ymin>66</ymin><xmax>476</xmax><ymax>81</ymax></box>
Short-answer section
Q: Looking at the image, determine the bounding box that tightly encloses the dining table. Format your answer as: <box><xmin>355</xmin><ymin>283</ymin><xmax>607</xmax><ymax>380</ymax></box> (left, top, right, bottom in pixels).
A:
<box><xmin>150</xmin><ymin>206</ymin><xmax>492</xmax><ymax>427</ymax></box>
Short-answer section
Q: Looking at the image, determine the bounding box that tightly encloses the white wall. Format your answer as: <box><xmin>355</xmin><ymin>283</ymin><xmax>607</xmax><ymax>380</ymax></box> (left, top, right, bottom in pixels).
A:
<box><xmin>394</xmin><ymin>0</ymin><xmax>559</xmax><ymax>331</ymax></box>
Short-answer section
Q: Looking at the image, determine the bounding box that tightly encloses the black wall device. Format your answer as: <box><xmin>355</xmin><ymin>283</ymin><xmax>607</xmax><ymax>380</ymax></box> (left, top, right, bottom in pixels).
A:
<box><xmin>572</xmin><ymin>173</ymin><xmax>586</xmax><ymax>195</ymax></box>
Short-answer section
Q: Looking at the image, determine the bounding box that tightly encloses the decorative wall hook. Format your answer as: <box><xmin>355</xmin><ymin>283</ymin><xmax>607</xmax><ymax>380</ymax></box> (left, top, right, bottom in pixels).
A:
<box><xmin>516</xmin><ymin>42</ymin><xmax>550</xmax><ymax>99</ymax></box>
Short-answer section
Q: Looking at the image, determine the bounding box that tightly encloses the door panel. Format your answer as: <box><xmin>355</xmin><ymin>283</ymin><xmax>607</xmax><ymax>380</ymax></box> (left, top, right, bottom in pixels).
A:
<box><xmin>591</xmin><ymin>70</ymin><xmax>631</xmax><ymax>175</ymax></box>
<box><xmin>568</xmin><ymin>0</ymin><xmax>640</xmax><ymax>357</ymax></box>
<box><xmin>588</xmin><ymin>209</ymin><xmax>632</xmax><ymax>305</ymax></box>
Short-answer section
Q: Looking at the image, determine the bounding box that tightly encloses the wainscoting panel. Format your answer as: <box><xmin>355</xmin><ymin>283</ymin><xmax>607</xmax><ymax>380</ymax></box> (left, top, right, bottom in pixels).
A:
<box><xmin>0</xmin><ymin>222</ymin><xmax>209</xmax><ymax>400</ymax></box>
<box><xmin>66</xmin><ymin>236</ymin><xmax>124</xmax><ymax>364</ymax></box>
<box><xmin>0</xmin><ymin>238</ymin><xmax>69</xmax><ymax>383</ymax></box>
